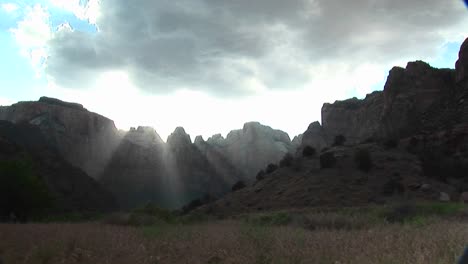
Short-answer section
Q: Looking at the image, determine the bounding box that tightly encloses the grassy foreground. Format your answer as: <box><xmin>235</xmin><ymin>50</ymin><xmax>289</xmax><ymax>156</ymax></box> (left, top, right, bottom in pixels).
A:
<box><xmin>0</xmin><ymin>204</ymin><xmax>467</xmax><ymax>264</ymax></box>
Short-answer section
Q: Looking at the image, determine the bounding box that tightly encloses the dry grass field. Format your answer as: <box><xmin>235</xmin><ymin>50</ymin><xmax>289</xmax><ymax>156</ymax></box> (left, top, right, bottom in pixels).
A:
<box><xmin>0</xmin><ymin>204</ymin><xmax>467</xmax><ymax>264</ymax></box>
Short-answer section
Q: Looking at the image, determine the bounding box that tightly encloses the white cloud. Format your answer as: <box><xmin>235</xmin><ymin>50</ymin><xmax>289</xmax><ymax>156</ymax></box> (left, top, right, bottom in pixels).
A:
<box><xmin>0</xmin><ymin>97</ymin><xmax>14</xmax><ymax>106</ymax></box>
<box><xmin>10</xmin><ymin>4</ymin><xmax>51</xmax><ymax>77</ymax></box>
<box><xmin>1</xmin><ymin>3</ymin><xmax>19</xmax><ymax>13</ymax></box>
<box><xmin>49</xmin><ymin>0</ymin><xmax>100</xmax><ymax>24</ymax></box>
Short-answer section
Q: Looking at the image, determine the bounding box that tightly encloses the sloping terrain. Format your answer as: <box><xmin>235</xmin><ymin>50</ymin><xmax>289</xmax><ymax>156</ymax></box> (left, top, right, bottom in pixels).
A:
<box><xmin>0</xmin><ymin>121</ymin><xmax>116</xmax><ymax>218</ymax></box>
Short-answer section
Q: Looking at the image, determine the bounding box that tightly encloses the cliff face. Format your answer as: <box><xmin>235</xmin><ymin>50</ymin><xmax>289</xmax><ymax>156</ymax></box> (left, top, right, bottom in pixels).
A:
<box><xmin>204</xmin><ymin>122</ymin><xmax>294</xmax><ymax>180</ymax></box>
<box><xmin>0</xmin><ymin>121</ymin><xmax>117</xmax><ymax>214</ymax></box>
<box><xmin>298</xmin><ymin>121</ymin><xmax>328</xmax><ymax>153</ymax></box>
<box><xmin>321</xmin><ymin>61</ymin><xmax>457</xmax><ymax>144</ymax></box>
<box><xmin>0</xmin><ymin>97</ymin><xmax>121</xmax><ymax>179</ymax></box>
<box><xmin>101</xmin><ymin>127</ymin><xmax>235</xmax><ymax>209</ymax></box>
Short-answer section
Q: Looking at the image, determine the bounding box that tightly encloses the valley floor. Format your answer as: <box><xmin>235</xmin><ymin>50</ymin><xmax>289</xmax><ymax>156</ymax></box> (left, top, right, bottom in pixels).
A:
<box><xmin>1</xmin><ymin>205</ymin><xmax>467</xmax><ymax>264</ymax></box>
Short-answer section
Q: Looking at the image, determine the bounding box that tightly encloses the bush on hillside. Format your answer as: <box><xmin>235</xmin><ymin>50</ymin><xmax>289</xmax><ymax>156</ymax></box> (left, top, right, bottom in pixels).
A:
<box><xmin>320</xmin><ymin>152</ymin><xmax>337</xmax><ymax>169</ymax></box>
<box><xmin>0</xmin><ymin>159</ymin><xmax>52</xmax><ymax>221</ymax></box>
<box><xmin>302</xmin><ymin>146</ymin><xmax>316</xmax><ymax>157</ymax></box>
<box><xmin>265</xmin><ymin>164</ymin><xmax>278</xmax><ymax>174</ymax></box>
<box><xmin>232</xmin><ymin>181</ymin><xmax>246</xmax><ymax>192</ymax></box>
<box><xmin>383</xmin><ymin>138</ymin><xmax>399</xmax><ymax>149</ymax></box>
<box><xmin>354</xmin><ymin>149</ymin><xmax>373</xmax><ymax>172</ymax></box>
<box><xmin>256</xmin><ymin>170</ymin><xmax>266</xmax><ymax>181</ymax></box>
<box><xmin>333</xmin><ymin>135</ymin><xmax>346</xmax><ymax>146</ymax></box>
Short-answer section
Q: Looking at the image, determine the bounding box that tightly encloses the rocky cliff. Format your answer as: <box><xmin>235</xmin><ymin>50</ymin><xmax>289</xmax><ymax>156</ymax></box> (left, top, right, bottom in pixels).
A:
<box><xmin>0</xmin><ymin>120</ymin><xmax>117</xmax><ymax>215</ymax></box>
<box><xmin>0</xmin><ymin>97</ymin><xmax>121</xmax><ymax>179</ymax></box>
<box><xmin>101</xmin><ymin>126</ymin><xmax>236</xmax><ymax>209</ymax></box>
<box><xmin>321</xmin><ymin>60</ymin><xmax>458</xmax><ymax>144</ymax></box>
<box><xmin>203</xmin><ymin>122</ymin><xmax>294</xmax><ymax>180</ymax></box>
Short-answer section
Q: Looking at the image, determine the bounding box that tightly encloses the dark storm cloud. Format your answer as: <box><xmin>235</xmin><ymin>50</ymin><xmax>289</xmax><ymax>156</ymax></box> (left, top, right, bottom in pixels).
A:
<box><xmin>45</xmin><ymin>0</ymin><xmax>467</xmax><ymax>95</ymax></box>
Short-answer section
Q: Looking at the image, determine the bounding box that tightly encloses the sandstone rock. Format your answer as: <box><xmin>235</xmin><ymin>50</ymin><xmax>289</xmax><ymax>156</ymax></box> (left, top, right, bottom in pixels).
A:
<box><xmin>125</xmin><ymin>126</ymin><xmax>164</xmax><ymax>146</ymax></box>
<box><xmin>321</xmin><ymin>91</ymin><xmax>384</xmax><ymax>145</ymax></box>
<box><xmin>299</xmin><ymin>121</ymin><xmax>327</xmax><ymax>152</ymax></box>
<box><xmin>0</xmin><ymin>121</ymin><xmax>117</xmax><ymax>213</ymax></box>
<box><xmin>0</xmin><ymin>97</ymin><xmax>121</xmax><ymax>179</ymax></box>
<box><xmin>456</xmin><ymin>38</ymin><xmax>468</xmax><ymax>84</ymax></box>
<box><xmin>439</xmin><ymin>192</ymin><xmax>450</xmax><ymax>202</ymax></box>
<box><xmin>204</xmin><ymin>122</ymin><xmax>294</xmax><ymax>180</ymax></box>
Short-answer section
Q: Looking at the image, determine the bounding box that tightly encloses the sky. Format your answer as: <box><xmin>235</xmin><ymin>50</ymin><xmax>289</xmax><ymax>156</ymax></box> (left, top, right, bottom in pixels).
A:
<box><xmin>0</xmin><ymin>0</ymin><xmax>467</xmax><ymax>141</ymax></box>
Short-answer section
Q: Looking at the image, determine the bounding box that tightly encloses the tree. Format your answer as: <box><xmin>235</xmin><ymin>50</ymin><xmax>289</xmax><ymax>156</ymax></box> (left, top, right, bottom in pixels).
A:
<box><xmin>0</xmin><ymin>159</ymin><xmax>52</xmax><ymax>221</ymax></box>
<box><xmin>302</xmin><ymin>146</ymin><xmax>316</xmax><ymax>157</ymax></box>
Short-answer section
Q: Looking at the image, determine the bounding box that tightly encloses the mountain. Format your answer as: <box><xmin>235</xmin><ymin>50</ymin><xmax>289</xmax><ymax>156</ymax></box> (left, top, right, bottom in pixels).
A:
<box><xmin>203</xmin><ymin>122</ymin><xmax>295</xmax><ymax>181</ymax></box>
<box><xmin>195</xmin><ymin>37</ymin><xmax>468</xmax><ymax>216</ymax></box>
<box><xmin>101</xmin><ymin>126</ymin><xmax>235</xmax><ymax>209</ymax></box>
<box><xmin>0</xmin><ymin>120</ymin><xmax>116</xmax><ymax>218</ymax></box>
<box><xmin>0</xmin><ymin>97</ymin><xmax>121</xmax><ymax>179</ymax></box>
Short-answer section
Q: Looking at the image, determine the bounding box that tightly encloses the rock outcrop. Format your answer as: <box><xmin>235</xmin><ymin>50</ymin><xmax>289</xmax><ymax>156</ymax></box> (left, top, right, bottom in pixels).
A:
<box><xmin>298</xmin><ymin>121</ymin><xmax>327</xmax><ymax>153</ymax></box>
<box><xmin>101</xmin><ymin>126</ymin><xmax>236</xmax><ymax>209</ymax></box>
<box><xmin>203</xmin><ymin>122</ymin><xmax>294</xmax><ymax>180</ymax></box>
<box><xmin>0</xmin><ymin>97</ymin><xmax>121</xmax><ymax>179</ymax></box>
<box><xmin>321</xmin><ymin>61</ymin><xmax>456</xmax><ymax>144</ymax></box>
<box><xmin>0</xmin><ymin>121</ymin><xmax>117</xmax><ymax>214</ymax></box>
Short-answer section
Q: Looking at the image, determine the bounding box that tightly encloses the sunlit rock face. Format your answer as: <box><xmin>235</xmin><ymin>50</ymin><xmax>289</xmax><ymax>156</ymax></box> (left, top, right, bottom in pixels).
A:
<box><xmin>166</xmin><ymin>127</ymin><xmax>231</xmax><ymax>206</ymax></box>
<box><xmin>102</xmin><ymin>126</ymin><xmax>235</xmax><ymax>209</ymax></box>
<box><xmin>204</xmin><ymin>122</ymin><xmax>294</xmax><ymax>180</ymax></box>
<box><xmin>0</xmin><ymin>97</ymin><xmax>121</xmax><ymax>179</ymax></box>
<box><xmin>100</xmin><ymin>128</ymin><xmax>170</xmax><ymax>209</ymax></box>
<box><xmin>194</xmin><ymin>136</ymin><xmax>243</xmax><ymax>186</ymax></box>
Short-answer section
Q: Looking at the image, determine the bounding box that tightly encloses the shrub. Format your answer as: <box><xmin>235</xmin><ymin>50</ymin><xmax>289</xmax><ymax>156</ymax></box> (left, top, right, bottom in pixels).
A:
<box><xmin>181</xmin><ymin>194</ymin><xmax>216</xmax><ymax>214</ymax></box>
<box><xmin>302</xmin><ymin>146</ymin><xmax>316</xmax><ymax>157</ymax></box>
<box><xmin>383</xmin><ymin>138</ymin><xmax>399</xmax><ymax>149</ymax></box>
<box><xmin>0</xmin><ymin>159</ymin><xmax>52</xmax><ymax>221</ymax></box>
<box><xmin>232</xmin><ymin>181</ymin><xmax>246</xmax><ymax>192</ymax></box>
<box><xmin>333</xmin><ymin>135</ymin><xmax>346</xmax><ymax>146</ymax></box>
<box><xmin>256</xmin><ymin>170</ymin><xmax>266</xmax><ymax>181</ymax></box>
<box><xmin>354</xmin><ymin>149</ymin><xmax>373</xmax><ymax>172</ymax></box>
<box><xmin>279</xmin><ymin>153</ymin><xmax>294</xmax><ymax>167</ymax></box>
<box><xmin>265</xmin><ymin>164</ymin><xmax>278</xmax><ymax>174</ymax></box>
<box><xmin>320</xmin><ymin>152</ymin><xmax>336</xmax><ymax>169</ymax></box>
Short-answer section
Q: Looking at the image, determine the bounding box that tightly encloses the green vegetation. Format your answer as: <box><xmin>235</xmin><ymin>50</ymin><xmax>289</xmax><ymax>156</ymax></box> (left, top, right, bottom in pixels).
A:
<box><xmin>319</xmin><ymin>152</ymin><xmax>336</xmax><ymax>169</ymax></box>
<box><xmin>1</xmin><ymin>202</ymin><xmax>466</xmax><ymax>264</ymax></box>
<box><xmin>231</xmin><ymin>180</ymin><xmax>247</xmax><ymax>192</ymax></box>
<box><xmin>265</xmin><ymin>163</ymin><xmax>278</xmax><ymax>174</ymax></box>
<box><xmin>302</xmin><ymin>145</ymin><xmax>316</xmax><ymax>157</ymax></box>
<box><xmin>0</xmin><ymin>159</ymin><xmax>53</xmax><ymax>221</ymax></box>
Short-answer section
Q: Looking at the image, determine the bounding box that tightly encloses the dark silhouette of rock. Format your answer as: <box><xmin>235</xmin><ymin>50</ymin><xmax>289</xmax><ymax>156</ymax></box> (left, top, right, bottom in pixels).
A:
<box><xmin>0</xmin><ymin>121</ymin><xmax>116</xmax><ymax>216</ymax></box>
<box><xmin>0</xmin><ymin>97</ymin><xmax>121</xmax><ymax>179</ymax></box>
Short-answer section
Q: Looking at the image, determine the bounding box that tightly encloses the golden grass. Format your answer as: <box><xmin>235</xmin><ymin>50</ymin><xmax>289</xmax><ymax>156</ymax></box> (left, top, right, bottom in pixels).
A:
<box><xmin>0</xmin><ymin>219</ymin><xmax>466</xmax><ymax>264</ymax></box>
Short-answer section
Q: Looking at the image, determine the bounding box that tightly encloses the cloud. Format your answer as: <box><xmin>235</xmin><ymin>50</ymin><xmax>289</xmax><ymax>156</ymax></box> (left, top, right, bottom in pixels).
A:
<box><xmin>39</xmin><ymin>0</ymin><xmax>468</xmax><ymax>97</ymax></box>
<box><xmin>1</xmin><ymin>3</ymin><xmax>19</xmax><ymax>13</ymax></box>
<box><xmin>10</xmin><ymin>4</ymin><xmax>51</xmax><ymax>77</ymax></box>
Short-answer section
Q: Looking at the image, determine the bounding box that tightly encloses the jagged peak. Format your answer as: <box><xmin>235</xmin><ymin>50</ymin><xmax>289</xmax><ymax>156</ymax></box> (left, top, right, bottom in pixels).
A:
<box><xmin>194</xmin><ymin>135</ymin><xmax>205</xmax><ymax>145</ymax></box>
<box><xmin>307</xmin><ymin>121</ymin><xmax>322</xmax><ymax>130</ymax></box>
<box><xmin>125</xmin><ymin>125</ymin><xmax>163</xmax><ymax>146</ymax></box>
<box><xmin>167</xmin><ymin>126</ymin><xmax>192</xmax><ymax>145</ymax></box>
